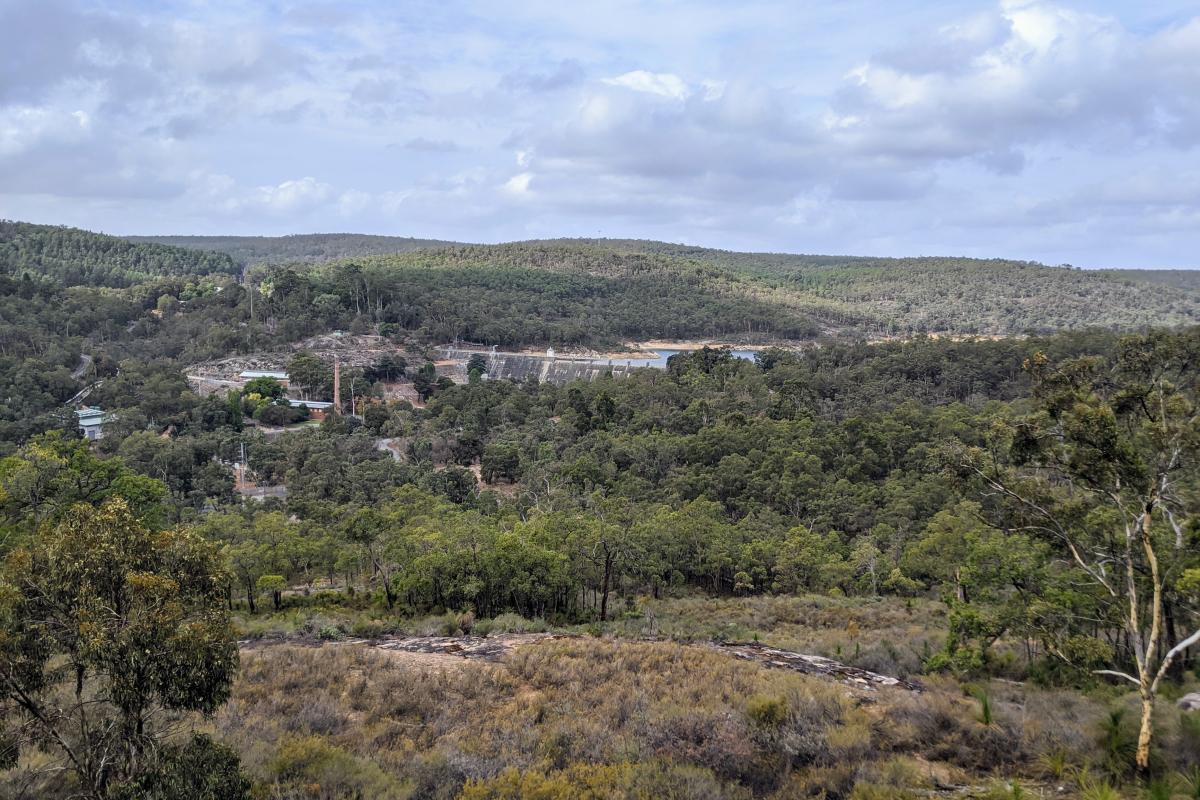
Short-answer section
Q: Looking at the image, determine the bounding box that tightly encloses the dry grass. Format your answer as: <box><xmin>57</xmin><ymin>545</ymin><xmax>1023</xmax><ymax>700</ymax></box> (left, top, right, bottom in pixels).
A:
<box><xmin>207</xmin><ymin>596</ymin><xmax>1200</xmax><ymax>798</ymax></box>
<box><xmin>209</xmin><ymin>636</ymin><xmax>1129</xmax><ymax>799</ymax></box>
<box><xmin>603</xmin><ymin>594</ymin><xmax>946</xmax><ymax>679</ymax></box>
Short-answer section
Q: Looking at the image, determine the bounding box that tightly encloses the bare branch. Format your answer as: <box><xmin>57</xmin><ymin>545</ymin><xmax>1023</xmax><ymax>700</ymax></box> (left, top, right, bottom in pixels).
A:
<box><xmin>1093</xmin><ymin>669</ymin><xmax>1141</xmax><ymax>687</ymax></box>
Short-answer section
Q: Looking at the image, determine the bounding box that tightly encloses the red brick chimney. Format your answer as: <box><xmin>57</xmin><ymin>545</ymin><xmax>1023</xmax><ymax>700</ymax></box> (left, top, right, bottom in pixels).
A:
<box><xmin>333</xmin><ymin>359</ymin><xmax>341</xmax><ymax>414</ymax></box>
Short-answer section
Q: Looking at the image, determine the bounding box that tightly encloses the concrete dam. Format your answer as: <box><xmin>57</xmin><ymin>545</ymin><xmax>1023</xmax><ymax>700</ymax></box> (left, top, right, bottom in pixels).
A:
<box><xmin>436</xmin><ymin>346</ymin><xmax>758</xmax><ymax>385</ymax></box>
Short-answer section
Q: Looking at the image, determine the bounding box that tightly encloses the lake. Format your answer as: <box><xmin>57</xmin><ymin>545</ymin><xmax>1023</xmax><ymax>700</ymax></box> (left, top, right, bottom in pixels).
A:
<box><xmin>587</xmin><ymin>348</ymin><xmax>759</xmax><ymax>369</ymax></box>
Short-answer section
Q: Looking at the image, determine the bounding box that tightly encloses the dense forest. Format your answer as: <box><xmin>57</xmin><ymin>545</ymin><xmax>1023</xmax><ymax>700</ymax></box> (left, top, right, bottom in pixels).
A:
<box><xmin>1</xmin><ymin>220</ymin><xmax>1199</xmax><ymax>798</ymax></box>
<box><xmin>0</xmin><ymin>221</ymin><xmax>237</xmax><ymax>286</ymax></box>
<box><xmin>245</xmin><ymin>242</ymin><xmax>1200</xmax><ymax>346</ymax></box>
<box><xmin>1099</xmin><ymin>268</ymin><xmax>1200</xmax><ymax>292</ymax></box>
<box><xmin>127</xmin><ymin>233</ymin><xmax>459</xmax><ymax>265</ymax></box>
<box><xmin>546</xmin><ymin>239</ymin><xmax>1200</xmax><ymax>334</ymax></box>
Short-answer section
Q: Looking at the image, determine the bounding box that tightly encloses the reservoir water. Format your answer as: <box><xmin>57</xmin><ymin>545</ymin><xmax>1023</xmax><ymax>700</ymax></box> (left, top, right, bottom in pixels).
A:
<box><xmin>589</xmin><ymin>348</ymin><xmax>759</xmax><ymax>369</ymax></box>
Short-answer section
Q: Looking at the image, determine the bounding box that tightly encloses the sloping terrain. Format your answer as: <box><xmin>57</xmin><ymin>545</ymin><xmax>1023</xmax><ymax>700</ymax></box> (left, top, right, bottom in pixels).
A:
<box><xmin>521</xmin><ymin>238</ymin><xmax>1200</xmax><ymax>335</ymax></box>
<box><xmin>255</xmin><ymin>240</ymin><xmax>1200</xmax><ymax>341</ymax></box>
<box><xmin>126</xmin><ymin>232</ymin><xmax>460</xmax><ymax>265</ymax></box>
<box><xmin>1099</xmin><ymin>268</ymin><xmax>1200</xmax><ymax>291</ymax></box>
<box><xmin>5</xmin><ymin>220</ymin><xmax>1200</xmax><ymax>345</ymax></box>
<box><xmin>0</xmin><ymin>220</ymin><xmax>237</xmax><ymax>287</ymax></box>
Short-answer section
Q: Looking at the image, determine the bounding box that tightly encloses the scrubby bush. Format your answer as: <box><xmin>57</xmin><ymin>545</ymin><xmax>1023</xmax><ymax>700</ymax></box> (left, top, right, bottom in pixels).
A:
<box><xmin>268</xmin><ymin>736</ymin><xmax>405</xmax><ymax>799</ymax></box>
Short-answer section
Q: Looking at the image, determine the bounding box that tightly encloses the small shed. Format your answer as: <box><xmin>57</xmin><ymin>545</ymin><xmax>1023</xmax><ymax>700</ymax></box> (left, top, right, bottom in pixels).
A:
<box><xmin>75</xmin><ymin>407</ymin><xmax>108</xmax><ymax>440</ymax></box>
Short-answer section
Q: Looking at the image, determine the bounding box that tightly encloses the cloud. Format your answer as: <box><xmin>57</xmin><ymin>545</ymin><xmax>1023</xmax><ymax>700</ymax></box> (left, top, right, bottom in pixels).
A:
<box><xmin>829</xmin><ymin>3</ymin><xmax>1200</xmax><ymax>165</ymax></box>
<box><xmin>501</xmin><ymin>60</ymin><xmax>585</xmax><ymax>93</ymax></box>
<box><xmin>0</xmin><ymin>102</ymin><xmax>92</xmax><ymax>158</ymax></box>
<box><xmin>0</xmin><ymin>0</ymin><xmax>1198</xmax><ymax>266</ymax></box>
<box><xmin>602</xmin><ymin>70</ymin><xmax>691</xmax><ymax>100</ymax></box>
<box><xmin>503</xmin><ymin>172</ymin><xmax>533</xmax><ymax>194</ymax></box>
<box><xmin>401</xmin><ymin>137</ymin><xmax>460</xmax><ymax>152</ymax></box>
<box><xmin>251</xmin><ymin>177</ymin><xmax>333</xmax><ymax>213</ymax></box>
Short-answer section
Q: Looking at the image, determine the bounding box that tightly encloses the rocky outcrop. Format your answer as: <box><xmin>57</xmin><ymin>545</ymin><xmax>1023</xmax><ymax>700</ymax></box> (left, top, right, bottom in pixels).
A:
<box><xmin>242</xmin><ymin>632</ymin><xmax>921</xmax><ymax>691</ymax></box>
<box><xmin>715</xmin><ymin>641</ymin><xmax>923</xmax><ymax>692</ymax></box>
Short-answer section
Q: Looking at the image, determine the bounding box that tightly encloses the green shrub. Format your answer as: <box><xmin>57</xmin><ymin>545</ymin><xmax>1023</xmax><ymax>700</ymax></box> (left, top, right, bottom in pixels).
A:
<box><xmin>745</xmin><ymin>694</ymin><xmax>789</xmax><ymax>728</ymax></box>
<box><xmin>269</xmin><ymin>735</ymin><xmax>405</xmax><ymax>800</ymax></box>
<box><xmin>349</xmin><ymin>618</ymin><xmax>390</xmax><ymax>639</ymax></box>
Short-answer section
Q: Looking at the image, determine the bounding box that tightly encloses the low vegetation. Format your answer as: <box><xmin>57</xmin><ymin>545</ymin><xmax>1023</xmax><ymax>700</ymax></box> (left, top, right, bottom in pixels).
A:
<box><xmin>216</xmin><ymin>633</ymin><xmax>1199</xmax><ymax>799</ymax></box>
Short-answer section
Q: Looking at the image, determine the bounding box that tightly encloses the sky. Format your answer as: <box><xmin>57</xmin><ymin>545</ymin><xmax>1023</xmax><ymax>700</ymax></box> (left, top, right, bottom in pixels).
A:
<box><xmin>1</xmin><ymin>0</ymin><xmax>1198</xmax><ymax>268</ymax></box>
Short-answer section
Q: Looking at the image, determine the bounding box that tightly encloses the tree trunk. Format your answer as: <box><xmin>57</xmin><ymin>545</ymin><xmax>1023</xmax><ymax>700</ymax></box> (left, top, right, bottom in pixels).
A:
<box><xmin>382</xmin><ymin>576</ymin><xmax>396</xmax><ymax>609</ymax></box>
<box><xmin>1136</xmin><ymin>688</ymin><xmax>1154</xmax><ymax>773</ymax></box>
<box><xmin>1164</xmin><ymin>600</ymin><xmax>1182</xmax><ymax>678</ymax></box>
<box><xmin>600</xmin><ymin>553</ymin><xmax>613</xmax><ymax>622</ymax></box>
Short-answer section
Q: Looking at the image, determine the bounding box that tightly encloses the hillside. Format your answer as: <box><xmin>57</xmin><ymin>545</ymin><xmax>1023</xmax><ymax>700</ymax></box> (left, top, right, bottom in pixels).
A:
<box><xmin>255</xmin><ymin>246</ymin><xmax>831</xmax><ymax>347</ymax></box>
<box><xmin>252</xmin><ymin>240</ymin><xmax>1200</xmax><ymax>342</ymax></box>
<box><xmin>529</xmin><ymin>239</ymin><xmax>1200</xmax><ymax>335</ymax></box>
<box><xmin>0</xmin><ymin>220</ymin><xmax>237</xmax><ymax>287</ymax></box>
<box><xmin>125</xmin><ymin>232</ymin><xmax>460</xmax><ymax>266</ymax></box>
<box><xmin>5</xmin><ymin>221</ymin><xmax>1200</xmax><ymax>344</ymax></box>
<box><xmin>1099</xmin><ymin>268</ymin><xmax>1200</xmax><ymax>292</ymax></box>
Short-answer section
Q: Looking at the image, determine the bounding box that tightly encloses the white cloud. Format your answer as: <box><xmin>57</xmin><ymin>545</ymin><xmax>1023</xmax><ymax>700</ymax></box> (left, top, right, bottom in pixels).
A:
<box><xmin>0</xmin><ymin>104</ymin><xmax>91</xmax><ymax>157</ymax></box>
<box><xmin>602</xmin><ymin>70</ymin><xmax>691</xmax><ymax>100</ymax></box>
<box><xmin>337</xmin><ymin>189</ymin><xmax>372</xmax><ymax>216</ymax></box>
<box><xmin>504</xmin><ymin>172</ymin><xmax>533</xmax><ymax>194</ymax></box>
<box><xmin>1</xmin><ymin>0</ymin><xmax>1199</xmax><ymax>266</ymax></box>
<box><xmin>252</xmin><ymin>177</ymin><xmax>333</xmax><ymax>213</ymax></box>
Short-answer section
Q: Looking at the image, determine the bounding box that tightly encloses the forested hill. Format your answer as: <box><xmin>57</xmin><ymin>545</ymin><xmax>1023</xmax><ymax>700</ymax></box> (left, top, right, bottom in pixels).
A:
<box><xmin>123</xmin><ymin>230</ymin><xmax>1200</xmax><ymax>335</ymax></box>
<box><xmin>5</xmin><ymin>219</ymin><xmax>1200</xmax><ymax>338</ymax></box>
<box><xmin>509</xmin><ymin>239</ymin><xmax>1200</xmax><ymax>335</ymax></box>
<box><xmin>0</xmin><ymin>220</ymin><xmax>236</xmax><ymax>287</ymax></box>
<box><xmin>125</xmin><ymin>233</ymin><xmax>460</xmax><ymax>266</ymax></box>
<box><xmin>1098</xmin><ymin>268</ymin><xmax>1200</xmax><ymax>292</ymax></box>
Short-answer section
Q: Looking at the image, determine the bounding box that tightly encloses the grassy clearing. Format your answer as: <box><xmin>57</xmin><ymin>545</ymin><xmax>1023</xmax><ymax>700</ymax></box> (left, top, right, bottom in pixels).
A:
<box><xmin>234</xmin><ymin>593</ymin><xmax>945</xmax><ymax>680</ymax></box>
<box><xmin>596</xmin><ymin>594</ymin><xmax>947</xmax><ymax>679</ymax></box>
<box><xmin>212</xmin><ymin>637</ymin><xmax>1199</xmax><ymax>799</ymax></box>
<box><xmin>217</xmin><ymin>595</ymin><xmax>1200</xmax><ymax>798</ymax></box>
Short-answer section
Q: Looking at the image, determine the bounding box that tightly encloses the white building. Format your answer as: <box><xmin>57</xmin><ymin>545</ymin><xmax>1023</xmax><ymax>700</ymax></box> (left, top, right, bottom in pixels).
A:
<box><xmin>75</xmin><ymin>407</ymin><xmax>108</xmax><ymax>440</ymax></box>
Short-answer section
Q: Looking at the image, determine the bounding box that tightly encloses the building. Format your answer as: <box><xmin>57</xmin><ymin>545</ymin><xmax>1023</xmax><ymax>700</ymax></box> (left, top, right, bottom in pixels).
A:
<box><xmin>239</xmin><ymin>369</ymin><xmax>290</xmax><ymax>388</ymax></box>
<box><xmin>287</xmin><ymin>399</ymin><xmax>333</xmax><ymax>421</ymax></box>
<box><xmin>75</xmin><ymin>407</ymin><xmax>108</xmax><ymax>440</ymax></box>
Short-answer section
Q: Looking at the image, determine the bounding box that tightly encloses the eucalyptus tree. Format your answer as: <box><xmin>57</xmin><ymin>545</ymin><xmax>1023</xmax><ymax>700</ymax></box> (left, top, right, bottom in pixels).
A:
<box><xmin>954</xmin><ymin>330</ymin><xmax>1200</xmax><ymax>772</ymax></box>
<box><xmin>0</xmin><ymin>499</ymin><xmax>244</xmax><ymax>798</ymax></box>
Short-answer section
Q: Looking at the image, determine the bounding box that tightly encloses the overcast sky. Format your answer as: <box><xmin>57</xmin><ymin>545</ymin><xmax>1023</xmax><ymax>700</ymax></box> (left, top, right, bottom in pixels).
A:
<box><xmin>1</xmin><ymin>0</ymin><xmax>1198</xmax><ymax>267</ymax></box>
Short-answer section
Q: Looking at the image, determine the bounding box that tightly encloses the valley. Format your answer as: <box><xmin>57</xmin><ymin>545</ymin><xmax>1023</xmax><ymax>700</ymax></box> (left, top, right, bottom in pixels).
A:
<box><xmin>1</xmin><ymin>220</ymin><xmax>1198</xmax><ymax>799</ymax></box>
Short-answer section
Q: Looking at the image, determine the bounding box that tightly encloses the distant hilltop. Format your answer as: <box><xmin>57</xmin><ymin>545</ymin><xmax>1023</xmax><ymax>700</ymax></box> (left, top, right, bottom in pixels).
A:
<box><xmin>3</xmin><ymin>219</ymin><xmax>1199</xmax><ymax>342</ymax></box>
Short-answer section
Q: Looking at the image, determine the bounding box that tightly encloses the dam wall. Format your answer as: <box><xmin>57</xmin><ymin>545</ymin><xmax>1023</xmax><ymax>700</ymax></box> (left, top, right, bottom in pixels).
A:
<box><xmin>437</xmin><ymin>347</ymin><xmax>651</xmax><ymax>385</ymax></box>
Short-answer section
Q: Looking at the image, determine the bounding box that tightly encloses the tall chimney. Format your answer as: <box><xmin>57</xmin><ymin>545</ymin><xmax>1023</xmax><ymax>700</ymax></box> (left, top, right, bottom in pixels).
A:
<box><xmin>333</xmin><ymin>359</ymin><xmax>341</xmax><ymax>414</ymax></box>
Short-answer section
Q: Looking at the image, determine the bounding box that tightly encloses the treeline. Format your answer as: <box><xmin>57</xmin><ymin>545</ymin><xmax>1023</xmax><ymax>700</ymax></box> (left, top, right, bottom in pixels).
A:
<box><xmin>126</xmin><ymin>232</ymin><xmax>458</xmax><ymax>265</ymax></box>
<box><xmin>0</xmin><ymin>220</ymin><xmax>237</xmax><ymax>286</ymax></box>
<box><xmin>4</xmin><ymin>331</ymin><xmax>1194</xmax><ymax>688</ymax></box>
<box><xmin>258</xmin><ymin>258</ymin><xmax>822</xmax><ymax>346</ymax></box>
<box><xmin>547</xmin><ymin>238</ymin><xmax>1200</xmax><ymax>334</ymax></box>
